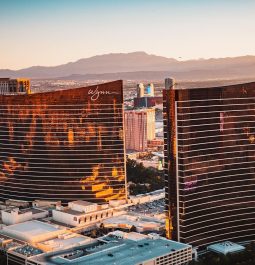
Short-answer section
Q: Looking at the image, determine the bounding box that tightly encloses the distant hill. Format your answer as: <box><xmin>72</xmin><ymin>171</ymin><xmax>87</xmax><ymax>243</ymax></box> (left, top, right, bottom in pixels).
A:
<box><xmin>1</xmin><ymin>51</ymin><xmax>255</xmax><ymax>81</ymax></box>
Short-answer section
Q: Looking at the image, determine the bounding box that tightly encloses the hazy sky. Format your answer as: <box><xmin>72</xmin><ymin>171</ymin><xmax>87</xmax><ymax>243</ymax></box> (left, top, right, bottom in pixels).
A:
<box><xmin>1</xmin><ymin>0</ymin><xmax>255</xmax><ymax>69</ymax></box>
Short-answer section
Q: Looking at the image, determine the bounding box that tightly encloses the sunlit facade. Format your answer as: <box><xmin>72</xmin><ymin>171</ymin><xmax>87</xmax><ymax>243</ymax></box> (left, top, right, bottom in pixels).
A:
<box><xmin>125</xmin><ymin>108</ymin><xmax>155</xmax><ymax>151</ymax></box>
<box><xmin>164</xmin><ymin>78</ymin><xmax>255</xmax><ymax>247</ymax></box>
<box><xmin>0</xmin><ymin>80</ymin><xmax>126</xmax><ymax>204</ymax></box>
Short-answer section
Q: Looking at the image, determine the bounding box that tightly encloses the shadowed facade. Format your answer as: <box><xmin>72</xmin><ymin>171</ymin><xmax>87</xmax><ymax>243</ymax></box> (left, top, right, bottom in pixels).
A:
<box><xmin>164</xmin><ymin>79</ymin><xmax>255</xmax><ymax>247</ymax></box>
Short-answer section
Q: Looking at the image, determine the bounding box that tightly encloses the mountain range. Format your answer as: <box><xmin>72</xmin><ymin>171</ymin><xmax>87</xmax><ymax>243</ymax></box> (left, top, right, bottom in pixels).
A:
<box><xmin>1</xmin><ymin>52</ymin><xmax>255</xmax><ymax>81</ymax></box>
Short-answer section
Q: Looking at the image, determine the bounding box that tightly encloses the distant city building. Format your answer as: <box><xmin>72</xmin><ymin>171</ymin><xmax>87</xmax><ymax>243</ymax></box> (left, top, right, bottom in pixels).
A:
<box><xmin>0</xmin><ymin>78</ymin><xmax>31</xmax><ymax>95</ymax></box>
<box><xmin>163</xmin><ymin>78</ymin><xmax>255</xmax><ymax>247</ymax></box>
<box><xmin>134</xmin><ymin>82</ymin><xmax>162</xmax><ymax>108</ymax></box>
<box><xmin>125</xmin><ymin>108</ymin><xmax>155</xmax><ymax>151</ymax></box>
<box><xmin>147</xmin><ymin>138</ymin><xmax>164</xmax><ymax>149</ymax></box>
<box><xmin>0</xmin><ymin>80</ymin><xmax>126</xmax><ymax>204</ymax></box>
<box><xmin>137</xmin><ymin>83</ymin><xmax>155</xmax><ymax>97</ymax></box>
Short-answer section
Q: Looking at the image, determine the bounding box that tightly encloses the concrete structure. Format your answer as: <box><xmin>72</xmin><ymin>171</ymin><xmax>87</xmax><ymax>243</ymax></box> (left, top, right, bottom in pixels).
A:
<box><xmin>32</xmin><ymin>200</ymin><xmax>61</xmax><ymax>208</ymax></box>
<box><xmin>52</xmin><ymin>203</ymin><xmax>124</xmax><ymax>227</ymax></box>
<box><xmin>36</xmin><ymin>233</ymin><xmax>93</xmax><ymax>252</ymax></box>
<box><xmin>7</xmin><ymin>245</ymin><xmax>43</xmax><ymax>265</ymax></box>
<box><xmin>101</xmin><ymin>213</ymin><xmax>164</xmax><ymax>233</ymax></box>
<box><xmin>27</xmin><ymin>231</ymin><xmax>192</xmax><ymax>265</ymax></box>
<box><xmin>0</xmin><ymin>78</ymin><xmax>31</xmax><ymax>94</ymax></box>
<box><xmin>147</xmin><ymin>138</ymin><xmax>164</xmax><ymax>149</ymax></box>
<box><xmin>0</xmin><ymin>231</ymin><xmax>92</xmax><ymax>265</ymax></box>
<box><xmin>137</xmin><ymin>83</ymin><xmax>145</xmax><ymax>98</ymax></box>
<box><xmin>125</xmin><ymin>108</ymin><xmax>155</xmax><ymax>151</ymax></box>
<box><xmin>2</xmin><ymin>220</ymin><xmax>66</xmax><ymax>244</ymax></box>
<box><xmin>5</xmin><ymin>199</ymin><xmax>29</xmax><ymax>208</ymax></box>
<box><xmin>1</xmin><ymin>208</ymin><xmax>48</xmax><ymax>225</ymax></box>
<box><xmin>0</xmin><ymin>233</ymin><xmax>25</xmax><ymax>252</ymax></box>
<box><xmin>137</xmin><ymin>83</ymin><xmax>155</xmax><ymax>98</ymax></box>
<box><xmin>134</xmin><ymin>82</ymin><xmax>163</xmax><ymax>108</ymax></box>
<box><xmin>68</xmin><ymin>201</ymin><xmax>98</xmax><ymax>213</ymax></box>
<box><xmin>129</xmin><ymin>189</ymin><xmax>165</xmax><ymax>204</ymax></box>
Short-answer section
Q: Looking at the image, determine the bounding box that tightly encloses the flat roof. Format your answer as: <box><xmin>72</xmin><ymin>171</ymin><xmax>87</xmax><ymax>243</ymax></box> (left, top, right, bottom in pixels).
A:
<box><xmin>38</xmin><ymin>234</ymin><xmax>93</xmax><ymax>251</ymax></box>
<box><xmin>3</xmin><ymin>220</ymin><xmax>61</xmax><ymax>237</ymax></box>
<box><xmin>70</xmin><ymin>201</ymin><xmax>97</xmax><ymax>207</ymax></box>
<box><xmin>61</xmin><ymin>208</ymin><xmax>84</xmax><ymax>216</ymax></box>
<box><xmin>3</xmin><ymin>207</ymin><xmax>47</xmax><ymax>215</ymax></box>
<box><xmin>102</xmin><ymin>214</ymin><xmax>163</xmax><ymax>229</ymax></box>
<box><xmin>29</xmin><ymin>235</ymin><xmax>191</xmax><ymax>265</ymax></box>
<box><xmin>11</xmin><ymin>245</ymin><xmax>43</xmax><ymax>257</ymax></box>
<box><xmin>0</xmin><ymin>233</ymin><xmax>24</xmax><ymax>243</ymax></box>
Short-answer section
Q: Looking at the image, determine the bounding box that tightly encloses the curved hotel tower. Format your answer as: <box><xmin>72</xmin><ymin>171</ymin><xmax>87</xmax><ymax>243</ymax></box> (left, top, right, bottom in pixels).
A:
<box><xmin>0</xmin><ymin>80</ymin><xmax>126</xmax><ymax>204</ymax></box>
<box><xmin>163</xmin><ymin>79</ymin><xmax>255</xmax><ymax>247</ymax></box>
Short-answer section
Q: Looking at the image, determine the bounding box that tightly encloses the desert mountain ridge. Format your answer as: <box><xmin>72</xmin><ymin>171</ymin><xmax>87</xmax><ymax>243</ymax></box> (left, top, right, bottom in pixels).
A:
<box><xmin>1</xmin><ymin>51</ymin><xmax>255</xmax><ymax>81</ymax></box>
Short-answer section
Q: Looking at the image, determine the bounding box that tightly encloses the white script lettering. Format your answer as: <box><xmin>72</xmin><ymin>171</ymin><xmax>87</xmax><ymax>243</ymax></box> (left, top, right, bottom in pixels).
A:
<box><xmin>88</xmin><ymin>86</ymin><xmax>119</xmax><ymax>101</ymax></box>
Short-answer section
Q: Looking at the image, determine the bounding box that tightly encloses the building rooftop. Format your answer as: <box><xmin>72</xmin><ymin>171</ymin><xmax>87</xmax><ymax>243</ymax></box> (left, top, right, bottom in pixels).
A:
<box><xmin>101</xmin><ymin>213</ymin><xmax>164</xmax><ymax>233</ymax></box>
<box><xmin>207</xmin><ymin>241</ymin><xmax>245</xmax><ymax>255</ymax></box>
<box><xmin>62</xmin><ymin>208</ymin><xmax>84</xmax><ymax>216</ymax></box>
<box><xmin>70</xmin><ymin>200</ymin><xmax>97</xmax><ymax>207</ymax></box>
<box><xmin>3</xmin><ymin>207</ymin><xmax>47</xmax><ymax>215</ymax></box>
<box><xmin>128</xmin><ymin>199</ymin><xmax>165</xmax><ymax>218</ymax></box>
<box><xmin>10</xmin><ymin>245</ymin><xmax>43</xmax><ymax>257</ymax></box>
<box><xmin>0</xmin><ymin>233</ymin><xmax>25</xmax><ymax>251</ymax></box>
<box><xmin>29</xmin><ymin>233</ymin><xmax>191</xmax><ymax>265</ymax></box>
<box><xmin>37</xmin><ymin>233</ymin><xmax>94</xmax><ymax>252</ymax></box>
<box><xmin>2</xmin><ymin>220</ymin><xmax>66</xmax><ymax>243</ymax></box>
<box><xmin>3</xmin><ymin>221</ymin><xmax>60</xmax><ymax>236</ymax></box>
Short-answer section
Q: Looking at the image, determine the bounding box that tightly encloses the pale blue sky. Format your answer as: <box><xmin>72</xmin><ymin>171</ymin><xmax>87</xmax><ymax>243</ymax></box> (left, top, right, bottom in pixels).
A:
<box><xmin>1</xmin><ymin>0</ymin><xmax>255</xmax><ymax>69</ymax></box>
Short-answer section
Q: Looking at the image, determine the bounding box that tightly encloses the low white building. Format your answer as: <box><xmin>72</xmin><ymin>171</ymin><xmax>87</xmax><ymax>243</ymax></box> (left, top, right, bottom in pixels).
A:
<box><xmin>2</xmin><ymin>220</ymin><xmax>66</xmax><ymax>244</ymax></box>
<box><xmin>52</xmin><ymin>206</ymin><xmax>124</xmax><ymax>227</ymax></box>
<box><xmin>101</xmin><ymin>213</ymin><xmax>164</xmax><ymax>233</ymax></box>
<box><xmin>32</xmin><ymin>200</ymin><xmax>61</xmax><ymax>208</ymax></box>
<box><xmin>68</xmin><ymin>200</ymin><xmax>98</xmax><ymax>213</ymax></box>
<box><xmin>36</xmin><ymin>233</ymin><xmax>94</xmax><ymax>252</ymax></box>
<box><xmin>1</xmin><ymin>208</ymin><xmax>49</xmax><ymax>225</ymax></box>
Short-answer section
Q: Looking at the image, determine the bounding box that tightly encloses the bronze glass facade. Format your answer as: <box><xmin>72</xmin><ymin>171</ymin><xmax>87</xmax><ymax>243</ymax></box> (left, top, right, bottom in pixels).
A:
<box><xmin>164</xmin><ymin>80</ymin><xmax>255</xmax><ymax>247</ymax></box>
<box><xmin>0</xmin><ymin>80</ymin><xmax>126</xmax><ymax>204</ymax></box>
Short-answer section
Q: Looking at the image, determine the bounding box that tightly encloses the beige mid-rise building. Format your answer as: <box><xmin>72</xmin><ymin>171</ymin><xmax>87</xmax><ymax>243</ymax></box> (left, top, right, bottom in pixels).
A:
<box><xmin>125</xmin><ymin>108</ymin><xmax>155</xmax><ymax>151</ymax></box>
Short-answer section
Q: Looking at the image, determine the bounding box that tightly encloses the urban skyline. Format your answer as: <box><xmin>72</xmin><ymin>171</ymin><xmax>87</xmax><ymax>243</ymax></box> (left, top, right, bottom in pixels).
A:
<box><xmin>1</xmin><ymin>1</ymin><xmax>255</xmax><ymax>264</ymax></box>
